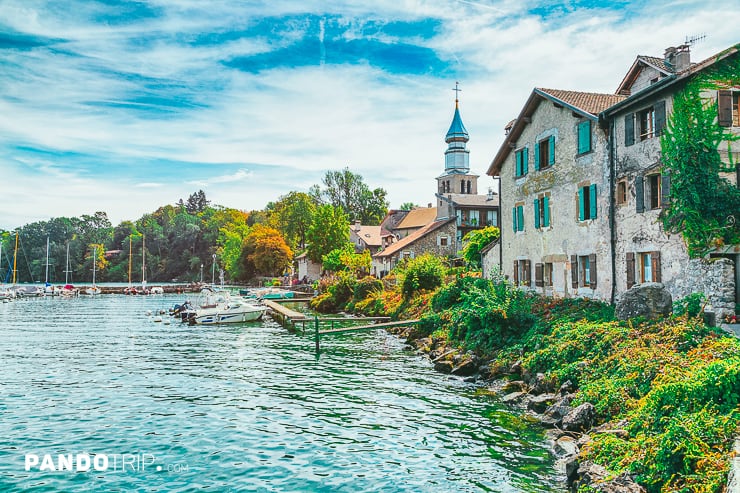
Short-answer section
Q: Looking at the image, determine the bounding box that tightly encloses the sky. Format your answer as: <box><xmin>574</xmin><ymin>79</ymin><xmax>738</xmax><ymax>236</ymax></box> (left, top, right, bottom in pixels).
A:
<box><xmin>1</xmin><ymin>0</ymin><xmax>738</xmax><ymax>230</ymax></box>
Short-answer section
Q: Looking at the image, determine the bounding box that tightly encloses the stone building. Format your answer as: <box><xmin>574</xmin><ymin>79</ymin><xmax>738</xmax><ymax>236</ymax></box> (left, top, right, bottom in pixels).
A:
<box><xmin>486</xmin><ymin>88</ymin><xmax>624</xmax><ymax>300</ymax></box>
<box><xmin>371</xmin><ymin>220</ymin><xmax>457</xmax><ymax>277</ymax></box>
<box><xmin>485</xmin><ymin>43</ymin><xmax>739</xmax><ymax>318</ymax></box>
<box><xmin>602</xmin><ymin>44</ymin><xmax>739</xmax><ymax>318</ymax></box>
<box><xmin>349</xmin><ymin>221</ymin><xmax>392</xmax><ymax>255</ymax></box>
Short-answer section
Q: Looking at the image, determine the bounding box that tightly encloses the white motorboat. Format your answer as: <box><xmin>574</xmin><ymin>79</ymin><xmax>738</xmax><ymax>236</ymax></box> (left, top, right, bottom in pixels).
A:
<box><xmin>189</xmin><ymin>288</ymin><xmax>266</xmax><ymax>325</ymax></box>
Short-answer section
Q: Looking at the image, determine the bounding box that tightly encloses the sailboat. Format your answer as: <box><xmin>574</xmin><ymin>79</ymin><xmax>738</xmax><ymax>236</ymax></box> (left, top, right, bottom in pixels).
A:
<box><xmin>84</xmin><ymin>246</ymin><xmax>101</xmax><ymax>296</ymax></box>
<box><xmin>60</xmin><ymin>242</ymin><xmax>78</xmax><ymax>297</ymax></box>
<box><xmin>0</xmin><ymin>238</ymin><xmax>15</xmax><ymax>301</ymax></box>
<box><xmin>43</xmin><ymin>236</ymin><xmax>56</xmax><ymax>296</ymax></box>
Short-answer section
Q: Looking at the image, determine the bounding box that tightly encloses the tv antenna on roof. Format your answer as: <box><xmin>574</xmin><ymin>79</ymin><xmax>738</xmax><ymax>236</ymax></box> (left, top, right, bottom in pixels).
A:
<box><xmin>684</xmin><ymin>33</ymin><xmax>706</xmax><ymax>47</ymax></box>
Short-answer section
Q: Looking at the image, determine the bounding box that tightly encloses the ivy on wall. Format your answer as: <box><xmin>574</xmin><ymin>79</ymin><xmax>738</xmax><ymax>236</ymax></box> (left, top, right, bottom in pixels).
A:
<box><xmin>660</xmin><ymin>49</ymin><xmax>740</xmax><ymax>257</ymax></box>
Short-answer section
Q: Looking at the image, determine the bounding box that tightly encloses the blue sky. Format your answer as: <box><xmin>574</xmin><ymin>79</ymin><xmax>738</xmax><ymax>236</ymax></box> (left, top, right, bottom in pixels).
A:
<box><xmin>1</xmin><ymin>0</ymin><xmax>738</xmax><ymax>229</ymax></box>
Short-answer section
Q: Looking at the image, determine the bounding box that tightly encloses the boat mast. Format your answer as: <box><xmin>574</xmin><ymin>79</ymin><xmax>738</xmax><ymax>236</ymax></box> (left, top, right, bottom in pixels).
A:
<box><xmin>45</xmin><ymin>236</ymin><xmax>50</xmax><ymax>285</ymax></box>
<box><xmin>64</xmin><ymin>242</ymin><xmax>71</xmax><ymax>284</ymax></box>
<box><xmin>12</xmin><ymin>232</ymin><xmax>18</xmax><ymax>284</ymax></box>
<box><xmin>92</xmin><ymin>246</ymin><xmax>97</xmax><ymax>286</ymax></box>
<box><xmin>141</xmin><ymin>234</ymin><xmax>146</xmax><ymax>286</ymax></box>
<box><xmin>128</xmin><ymin>235</ymin><xmax>132</xmax><ymax>288</ymax></box>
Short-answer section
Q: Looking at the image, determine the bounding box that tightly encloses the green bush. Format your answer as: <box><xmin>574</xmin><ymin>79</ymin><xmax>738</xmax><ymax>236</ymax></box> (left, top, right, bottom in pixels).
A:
<box><xmin>353</xmin><ymin>276</ymin><xmax>383</xmax><ymax>302</ymax></box>
<box><xmin>673</xmin><ymin>292</ymin><xmax>706</xmax><ymax>318</ymax></box>
<box><xmin>398</xmin><ymin>253</ymin><xmax>446</xmax><ymax>299</ymax></box>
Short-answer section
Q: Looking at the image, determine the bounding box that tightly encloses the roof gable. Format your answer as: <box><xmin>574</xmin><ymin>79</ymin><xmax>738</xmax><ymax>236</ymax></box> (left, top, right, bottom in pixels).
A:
<box><xmin>374</xmin><ymin>219</ymin><xmax>452</xmax><ymax>258</ymax></box>
<box><xmin>616</xmin><ymin>55</ymin><xmax>673</xmax><ymax>95</ymax></box>
<box><xmin>487</xmin><ymin>88</ymin><xmax>624</xmax><ymax>176</ymax></box>
<box><xmin>395</xmin><ymin>207</ymin><xmax>437</xmax><ymax>229</ymax></box>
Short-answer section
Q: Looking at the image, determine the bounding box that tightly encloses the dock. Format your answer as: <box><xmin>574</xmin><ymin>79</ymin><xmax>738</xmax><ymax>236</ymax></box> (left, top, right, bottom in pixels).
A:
<box><xmin>263</xmin><ymin>299</ymin><xmax>308</xmax><ymax>326</ymax></box>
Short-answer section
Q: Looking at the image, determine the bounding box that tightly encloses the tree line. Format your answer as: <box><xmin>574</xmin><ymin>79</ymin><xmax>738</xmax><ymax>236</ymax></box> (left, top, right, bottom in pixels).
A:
<box><xmin>0</xmin><ymin>168</ymin><xmax>390</xmax><ymax>285</ymax></box>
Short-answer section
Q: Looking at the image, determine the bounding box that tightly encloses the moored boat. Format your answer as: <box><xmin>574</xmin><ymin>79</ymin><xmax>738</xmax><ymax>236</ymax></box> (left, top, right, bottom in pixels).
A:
<box><xmin>188</xmin><ymin>287</ymin><xmax>265</xmax><ymax>325</ymax></box>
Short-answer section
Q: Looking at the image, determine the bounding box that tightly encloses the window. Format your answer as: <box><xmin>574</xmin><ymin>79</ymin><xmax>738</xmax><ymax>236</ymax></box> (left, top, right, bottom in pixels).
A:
<box><xmin>544</xmin><ymin>263</ymin><xmax>553</xmax><ymax>287</ymax></box>
<box><xmin>571</xmin><ymin>254</ymin><xmax>597</xmax><ymax>289</ymax></box>
<box><xmin>625</xmin><ymin>101</ymin><xmax>666</xmax><ymax>146</ymax></box>
<box><xmin>647</xmin><ymin>174</ymin><xmax>661</xmax><ymax>210</ymax></box>
<box><xmin>515</xmin><ymin>148</ymin><xmax>529</xmax><ymax>177</ymax></box>
<box><xmin>534</xmin><ymin>194</ymin><xmax>551</xmax><ymax>229</ymax></box>
<box><xmin>578</xmin><ymin>184</ymin><xmax>598</xmax><ymax>221</ymax></box>
<box><xmin>639</xmin><ymin>107</ymin><xmax>655</xmax><ymax>141</ymax></box>
<box><xmin>486</xmin><ymin>210</ymin><xmax>498</xmax><ymax>227</ymax></box>
<box><xmin>439</xmin><ymin>236</ymin><xmax>448</xmax><ymax>247</ymax></box>
<box><xmin>626</xmin><ymin>251</ymin><xmax>661</xmax><ymax>288</ymax></box>
<box><xmin>466</xmin><ymin>180</ymin><xmax>472</xmax><ymax>194</ymax></box>
<box><xmin>460</xmin><ymin>181</ymin><xmax>465</xmax><ymax>193</ymax></box>
<box><xmin>456</xmin><ymin>209</ymin><xmax>461</xmax><ymax>226</ymax></box>
<box><xmin>513</xmin><ymin>259</ymin><xmax>531</xmax><ymax>286</ymax></box>
<box><xmin>535</xmin><ymin>136</ymin><xmax>555</xmax><ymax>170</ymax></box>
<box><xmin>718</xmin><ymin>90</ymin><xmax>740</xmax><ymax>127</ymax></box>
<box><xmin>577</xmin><ymin>120</ymin><xmax>592</xmax><ymax>154</ymax></box>
<box><xmin>469</xmin><ymin>210</ymin><xmax>480</xmax><ymax>226</ymax></box>
<box><xmin>535</xmin><ymin>262</ymin><xmax>554</xmax><ymax>287</ymax></box>
<box><xmin>512</xmin><ymin>204</ymin><xmax>525</xmax><ymax>232</ymax></box>
<box><xmin>617</xmin><ymin>180</ymin><xmax>627</xmax><ymax>206</ymax></box>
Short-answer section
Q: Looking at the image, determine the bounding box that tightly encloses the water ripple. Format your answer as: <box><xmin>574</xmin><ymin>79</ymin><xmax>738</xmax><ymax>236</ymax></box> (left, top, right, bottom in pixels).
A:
<box><xmin>0</xmin><ymin>294</ymin><xmax>562</xmax><ymax>492</ymax></box>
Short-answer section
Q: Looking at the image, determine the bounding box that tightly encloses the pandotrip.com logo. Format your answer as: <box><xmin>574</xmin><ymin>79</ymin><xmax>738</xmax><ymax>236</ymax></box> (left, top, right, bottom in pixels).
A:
<box><xmin>24</xmin><ymin>452</ymin><xmax>189</xmax><ymax>474</ymax></box>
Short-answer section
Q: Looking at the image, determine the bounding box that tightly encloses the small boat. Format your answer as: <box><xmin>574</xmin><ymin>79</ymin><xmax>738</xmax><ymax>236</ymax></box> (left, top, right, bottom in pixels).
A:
<box><xmin>59</xmin><ymin>284</ymin><xmax>79</xmax><ymax>297</ymax></box>
<box><xmin>188</xmin><ymin>287</ymin><xmax>265</xmax><ymax>325</ymax></box>
<box><xmin>12</xmin><ymin>285</ymin><xmax>45</xmax><ymax>297</ymax></box>
<box><xmin>83</xmin><ymin>246</ymin><xmax>101</xmax><ymax>296</ymax></box>
<box><xmin>150</xmin><ymin>286</ymin><xmax>164</xmax><ymax>295</ymax></box>
<box><xmin>240</xmin><ymin>287</ymin><xmax>295</xmax><ymax>300</ymax></box>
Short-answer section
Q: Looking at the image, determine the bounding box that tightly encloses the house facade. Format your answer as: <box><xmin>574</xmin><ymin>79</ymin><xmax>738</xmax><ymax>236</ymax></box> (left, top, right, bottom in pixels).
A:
<box><xmin>603</xmin><ymin>45</ymin><xmax>740</xmax><ymax>318</ymax></box>
<box><xmin>486</xmin><ymin>43</ymin><xmax>739</xmax><ymax>318</ymax></box>
<box><xmin>486</xmin><ymin>89</ymin><xmax>623</xmax><ymax>300</ymax></box>
<box><xmin>371</xmin><ymin>220</ymin><xmax>457</xmax><ymax>277</ymax></box>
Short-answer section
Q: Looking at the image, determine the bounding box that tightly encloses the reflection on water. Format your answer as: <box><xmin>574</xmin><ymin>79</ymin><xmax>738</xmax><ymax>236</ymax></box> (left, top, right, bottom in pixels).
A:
<box><xmin>0</xmin><ymin>294</ymin><xmax>562</xmax><ymax>492</ymax></box>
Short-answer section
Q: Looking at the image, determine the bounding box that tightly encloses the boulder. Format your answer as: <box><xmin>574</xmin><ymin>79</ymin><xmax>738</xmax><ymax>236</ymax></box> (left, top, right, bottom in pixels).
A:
<box><xmin>615</xmin><ymin>283</ymin><xmax>672</xmax><ymax>321</ymax></box>
<box><xmin>527</xmin><ymin>393</ymin><xmax>558</xmax><ymax>413</ymax></box>
<box><xmin>530</xmin><ymin>372</ymin><xmax>556</xmax><ymax>395</ymax></box>
<box><xmin>562</xmin><ymin>402</ymin><xmax>595</xmax><ymax>432</ymax></box>
<box><xmin>554</xmin><ymin>436</ymin><xmax>579</xmax><ymax>457</ymax></box>
<box><xmin>451</xmin><ymin>358</ymin><xmax>478</xmax><ymax>376</ymax></box>
<box><xmin>433</xmin><ymin>360</ymin><xmax>453</xmax><ymax>373</ymax></box>
<box><xmin>502</xmin><ymin>391</ymin><xmax>526</xmax><ymax>404</ymax></box>
<box><xmin>502</xmin><ymin>380</ymin><xmax>528</xmax><ymax>393</ymax></box>
<box><xmin>542</xmin><ymin>395</ymin><xmax>573</xmax><ymax>427</ymax></box>
<box><xmin>559</xmin><ymin>380</ymin><xmax>575</xmax><ymax>395</ymax></box>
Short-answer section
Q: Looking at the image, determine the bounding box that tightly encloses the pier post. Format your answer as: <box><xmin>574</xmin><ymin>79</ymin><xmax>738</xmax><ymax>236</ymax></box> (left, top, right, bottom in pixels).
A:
<box><xmin>314</xmin><ymin>316</ymin><xmax>320</xmax><ymax>353</ymax></box>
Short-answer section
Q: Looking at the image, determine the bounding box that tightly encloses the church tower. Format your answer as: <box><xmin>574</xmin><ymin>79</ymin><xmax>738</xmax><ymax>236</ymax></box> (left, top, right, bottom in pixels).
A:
<box><xmin>436</xmin><ymin>83</ymin><xmax>481</xmax><ymax>221</ymax></box>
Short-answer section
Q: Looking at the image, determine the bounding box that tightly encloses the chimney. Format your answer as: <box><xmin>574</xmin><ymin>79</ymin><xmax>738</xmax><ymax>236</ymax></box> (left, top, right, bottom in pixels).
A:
<box><xmin>353</xmin><ymin>220</ymin><xmax>361</xmax><ymax>231</ymax></box>
<box><xmin>664</xmin><ymin>45</ymin><xmax>690</xmax><ymax>72</ymax></box>
<box><xmin>427</xmin><ymin>203</ymin><xmax>432</xmax><ymax>208</ymax></box>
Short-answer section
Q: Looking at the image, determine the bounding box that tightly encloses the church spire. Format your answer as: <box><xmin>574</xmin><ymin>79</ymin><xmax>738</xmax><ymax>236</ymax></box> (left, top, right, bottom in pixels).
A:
<box><xmin>444</xmin><ymin>81</ymin><xmax>470</xmax><ymax>173</ymax></box>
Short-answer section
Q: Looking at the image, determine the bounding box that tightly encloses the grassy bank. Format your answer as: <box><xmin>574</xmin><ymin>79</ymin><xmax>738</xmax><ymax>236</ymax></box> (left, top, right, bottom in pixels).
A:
<box><xmin>314</xmin><ymin>266</ymin><xmax>740</xmax><ymax>492</ymax></box>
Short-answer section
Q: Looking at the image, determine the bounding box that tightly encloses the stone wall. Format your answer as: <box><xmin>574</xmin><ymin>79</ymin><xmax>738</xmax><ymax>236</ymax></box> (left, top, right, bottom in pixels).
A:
<box><xmin>667</xmin><ymin>257</ymin><xmax>736</xmax><ymax>320</ymax></box>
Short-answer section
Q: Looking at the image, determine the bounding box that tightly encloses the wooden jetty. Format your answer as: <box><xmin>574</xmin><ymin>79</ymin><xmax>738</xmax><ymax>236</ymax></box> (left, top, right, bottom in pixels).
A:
<box><xmin>313</xmin><ymin>318</ymin><xmax>420</xmax><ymax>352</ymax></box>
<box><xmin>263</xmin><ymin>299</ymin><xmax>308</xmax><ymax>326</ymax></box>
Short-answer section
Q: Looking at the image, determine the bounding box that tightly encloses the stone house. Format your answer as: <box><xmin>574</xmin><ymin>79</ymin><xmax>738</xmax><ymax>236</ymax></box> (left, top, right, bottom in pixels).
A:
<box><xmin>602</xmin><ymin>44</ymin><xmax>739</xmax><ymax>318</ymax></box>
<box><xmin>486</xmin><ymin>88</ymin><xmax>624</xmax><ymax>300</ymax></box>
<box><xmin>485</xmin><ymin>43</ymin><xmax>739</xmax><ymax>318</ymax></box>
<box><xmin>371</xmin><ymin>219</ymin><xmax>457</xmax><ymax>277</ymax></box>
<box><xmin>349</xmin><ymin>221</ymin><xmax>392</xmax><ymax>255</ymax></box>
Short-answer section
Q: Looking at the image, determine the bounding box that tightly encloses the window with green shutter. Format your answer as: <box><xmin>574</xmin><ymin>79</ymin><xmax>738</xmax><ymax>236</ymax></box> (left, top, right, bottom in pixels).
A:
<box><xmin>548</xmin><ymin>135</ymin><xmax>555</xmax><ymax>165</ymax></box>
<box><xmin>534</xmin><ymin>194</ymin><xmax>551</xmax><ymax>229</ymax></box>
<box><xmin>516</xmin><ymin>205</ymin><xmax>524</xmax><ymax>232</ymax></box>
<box><xmin>512</xmin><ymin>207</ymin><xmax>517</xmax><ymax>232</ymax></box>
<box><xmin>542</xmin><ymin>195</ymin><xmax>550</xmax><ymax>227</ymax></box>
<box><xmin>534</xmin><ymin>198</ymin><xmax>540</xmax><ymax>228</ymax></box>
<box><xmin>578</xmin><ymin>184</ymin><xmax>598</xmax><ymax>221</ymax></box>
<box><xmin>536</xmin><ymin>136</ymin><xmax>554</xmax><ymax>170</ymax></box>
<box><xmin>577</xmin><ymin>120</ymin><xmax>591</xmax><ymax>154</ymax></box>
<box><xmin>515</xmin><ymin>148</ymin><xmax>528</xmax><ymax>177</ymax></box>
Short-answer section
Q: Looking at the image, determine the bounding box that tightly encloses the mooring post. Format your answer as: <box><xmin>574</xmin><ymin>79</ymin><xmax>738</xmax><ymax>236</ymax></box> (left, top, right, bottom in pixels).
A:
<box><xmin>314</xmin><ymin>315</ymin><xmax>320</xmax><ymax>353</ymax></box>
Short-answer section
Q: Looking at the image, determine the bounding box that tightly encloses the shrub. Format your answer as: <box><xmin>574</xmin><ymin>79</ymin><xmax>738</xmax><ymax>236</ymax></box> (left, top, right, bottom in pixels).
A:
<box><xmin>398</xmin><ymin>253</ymin><xmax>446</xmax><ymax>299</ymax></box>
<box><xmin>353</xmin><ymin>276</ymin><xmax>383</xmax><ymax>302</ymax></box>
<box><xmin>673</xmin><ymin>292</ymin><xmax>706</xmax><ymax>318</ymax></box>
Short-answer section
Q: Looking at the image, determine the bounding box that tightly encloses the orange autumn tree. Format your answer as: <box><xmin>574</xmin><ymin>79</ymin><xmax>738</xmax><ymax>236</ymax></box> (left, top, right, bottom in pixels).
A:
<box><xmin>238</xmin><ymin>224</ymin><xmax>293</xmax><ymax>279</ymax></box>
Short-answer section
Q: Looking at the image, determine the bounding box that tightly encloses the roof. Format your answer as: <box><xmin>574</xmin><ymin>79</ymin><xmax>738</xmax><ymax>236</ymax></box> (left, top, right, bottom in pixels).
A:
<box><xmin>351</xmin><ymin>225</ymin><xmax>383</xmax><ymax>247</ymax></box>
<box><xmin>395</xmin><ymin>207</ymin><xmax>437</xmax><ymax>229</ymax></box>
<box><xmin>445</xmin><ymin>104</ymin><xmax>469</xmax><ymax>142</ymax></box>
<box><xmin>616</xmin><ymin>55</ymin><xmax>673</xmax><ymax>95</ymax></box>
<box><xmin>374</xmin><ymin>219</ymin><xmax>454</xmax><ymax>258</ymax></box>
<box><xmin>487</xmin><ymin>88</ymin><xmax>625</xmax><ymax>176</ymax></box>
<box><xmin>438</xmin><ymin>193</ymin><xmax>499</xmax><ymax>207</ymax></box>
<box><xmin>603</xmin><ymin>43</ymin><xmax>740</xmax><ymax>117</ymax></box>
<box><xmin>538</xmin><ymin>89</ymin><xmax>626</xmax><ymax>115</ymax></box>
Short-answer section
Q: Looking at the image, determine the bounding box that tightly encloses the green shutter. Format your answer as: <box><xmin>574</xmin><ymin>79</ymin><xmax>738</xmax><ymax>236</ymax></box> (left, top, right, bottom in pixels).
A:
<box><xmin>548</xmin><ymin>136</ymin><xmax>555</xmax><ymax>165</ymax></box>
<box><xmin>534</xmin><ymin>142</ymin><xmax>540</xmax><ymax>170</ymax></box>
<box><xmin>522</xmin><ymin>147</ymin><xmax>529</xmax><ymax>175</ymax></box>
<box><xmin>515</xmin><ymin>151</ymin><xmax>521</xmax><ymax>177</ymax></box>
<box><xmin>578</xmin><ymin>187</ymin><xmax>585</xmax><ymax>221</ymax></box>
<box><xmin>578</xmin><ymin>121</ymin><xmax>591</xmax><ymax>153</ymax></box>
<box><xmin>534</xmin><ymin>198</ymin><xmax>540</xmax><ymax>229</ymax></box>
<box><xmin>543</xmin><ymin>195</ymin><xmax>550</xmax><ymax>227</ymax></box>
<box><xmin>512</xmin><ymin>207</ymin><xmax>517</xmax><ymax>232</ymax></box>
<box><xmin>517</xmin><ymin>205</ymin><xmax>524</xmax><ymax>232</ymax></box>
<box><xmin>589</xmin><ymin>184</ymin><xmax>598</xmax><ymax>219</ymax></box>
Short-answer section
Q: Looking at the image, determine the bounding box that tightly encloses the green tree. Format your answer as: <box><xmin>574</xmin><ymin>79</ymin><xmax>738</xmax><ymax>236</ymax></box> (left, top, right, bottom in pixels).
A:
<box><xmin>397</xmin><ymin>253</ymin><xmax>446</xmax><ymax>299</ymax></box>
<box><xmin>660</xmin><ymin>67</ymin><xmax>740</xmax><ymax>257</ymax></box>
<box><xmin>306</xmin><ymin>205</ymin><xmax>350</xmax><ymax>263</ymax></box>
<box><xmin>239</xmin><ymin>225</ymin><xmax>293</xmax><ymax>279</ymax></box>
<box><xmin>270</xmin><ymin>191</ymin><xmax>317</xmax><ymax>250</ymax></box>
<box><xmin>461</xmin><ymin>226</ymin><xmax>500</xmax><ymax>268</ymax></box>
<box><xmin>399</xmin><ymin>202</ymin><xmax>418</xmax><ymax>211</ymax></box>
<box><xmin>312</xmin><ymin>167</ymin><xmax>389</xmax><ymax>225</ymax></box>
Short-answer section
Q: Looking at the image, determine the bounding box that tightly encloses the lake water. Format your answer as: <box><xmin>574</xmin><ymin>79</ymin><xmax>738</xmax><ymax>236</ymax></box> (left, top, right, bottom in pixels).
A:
<box><xmin>0</xmin><ymin>294</ymin><xmax>562</xmax><ymax>492</ymax></box>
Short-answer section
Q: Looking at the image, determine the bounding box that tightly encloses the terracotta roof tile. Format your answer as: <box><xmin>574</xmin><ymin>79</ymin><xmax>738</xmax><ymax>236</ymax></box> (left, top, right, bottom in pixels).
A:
<box><xmin>537</xmin><ymin>88</ymin><xmax>626</xmax><ymax>115</ymax></box>
<box><xmin>396</xmin><ymin>207</ymin><xmax>437</xmax><ymax>229</ymax></box>
<box><xmin>352</xmin><ymin>225</ymin><xmax>383</xmax><ymax>247</ymax></box>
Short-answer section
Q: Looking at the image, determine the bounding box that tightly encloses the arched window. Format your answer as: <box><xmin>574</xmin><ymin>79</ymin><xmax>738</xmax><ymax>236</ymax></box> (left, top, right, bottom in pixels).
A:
<box><xmin>466</xmin><ymin>180</ymin><xmax>471</xmax><ymax>194</ymax></box>
<box><xmin>460</xmin><ymin>181</ymin><xmax>465</xmax><ymax>193</ymax></box>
